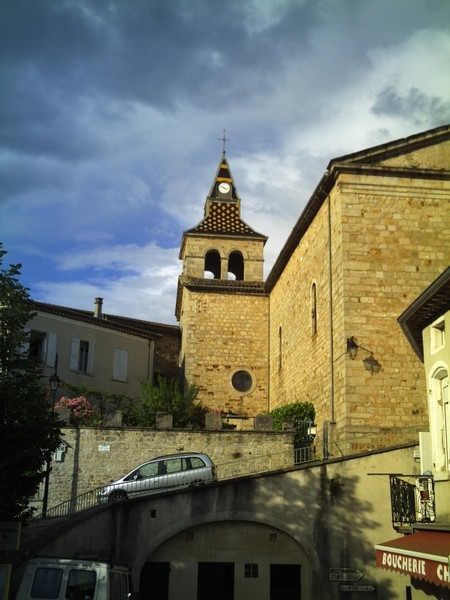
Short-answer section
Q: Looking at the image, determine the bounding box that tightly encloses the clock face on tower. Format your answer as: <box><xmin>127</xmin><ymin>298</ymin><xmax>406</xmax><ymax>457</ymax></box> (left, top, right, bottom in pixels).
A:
<box><xmin>218</xmin><ymin>182</ymin><xmax>231</xmax><ymax>195</ymax></box>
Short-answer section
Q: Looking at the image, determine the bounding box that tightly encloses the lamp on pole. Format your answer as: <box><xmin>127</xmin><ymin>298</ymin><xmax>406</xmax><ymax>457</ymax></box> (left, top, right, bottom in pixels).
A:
<box><xmin>42</xmin><ymin>370</ymin><xmax>61</xmax><ymax>516</ymax></box>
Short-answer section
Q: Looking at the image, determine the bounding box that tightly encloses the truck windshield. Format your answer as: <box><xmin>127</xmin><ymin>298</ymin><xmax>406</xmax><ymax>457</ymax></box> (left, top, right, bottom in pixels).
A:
<box><xmin>31</xmin><ymin>568</ymin><xmax>63</xmax><ymax>599</ymax></box>
<box><xmin>66</xmin><ymin>569</ymin><xmax>96</xmax><ymax>600</ymax></box>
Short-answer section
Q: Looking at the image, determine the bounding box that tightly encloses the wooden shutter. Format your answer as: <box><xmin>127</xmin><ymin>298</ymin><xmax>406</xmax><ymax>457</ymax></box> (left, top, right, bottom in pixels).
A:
<box><xmin>113</xmin><ymin>349</ymin><xmax>128</xmax><ymax>381</ymax></box>
<box><xmin>70</xmin><ymin>338</ymin><xmax>80</xmax><ymax>370</ymax></box>
<box><xmin>46</xmin><ymin>332</ymin><xmax>57</xmax><ymax>367</ymax></box>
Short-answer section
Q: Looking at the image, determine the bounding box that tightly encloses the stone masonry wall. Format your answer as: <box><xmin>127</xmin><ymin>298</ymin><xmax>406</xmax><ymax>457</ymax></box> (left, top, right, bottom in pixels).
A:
<box><xmin>153</xmin><ymin>329</ymin><xmax>180</xmax><ymax>380</ymax></box>
<box><xmin>181</xmin><ymin>289</ymin><xmax>269</xmax><ymax>416</ymax></box>
<box><xmin>269</xmin><ymin>197</ymin><xmax>333</xmax><ymax>423</ymax></box>
<box><xmin>46</xmin><ymin>426</ymin><xmax>294</xmax><ymax>509</ymax></box>
<box><xmin>181</xmin><ymin>236</ymin><xmax>265</xmax><ymax>282</ymax></box>
<box><xmin>269</xmin><ymin>167</ymin><xmax>449</xmax><ymax>444</ymax></box>
<box><xmin>337</xmin><ymin>173</ymin><xmax>448</xmax><ymax>435</ymax></box>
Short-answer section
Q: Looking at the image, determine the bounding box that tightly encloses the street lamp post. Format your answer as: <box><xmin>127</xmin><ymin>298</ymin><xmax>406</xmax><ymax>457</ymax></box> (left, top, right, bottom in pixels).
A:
<box><xmin>42</xmin><ymin>371</ymin><xmax>61</xmax><ymax>516</ymax></box>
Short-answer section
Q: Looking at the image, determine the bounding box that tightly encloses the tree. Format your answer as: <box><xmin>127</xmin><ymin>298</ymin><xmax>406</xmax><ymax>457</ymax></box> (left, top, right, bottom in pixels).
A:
<box><xmin>0</xmin><ymin>245</ymin><xmax>61</xmax><ymax>521</ymax></box>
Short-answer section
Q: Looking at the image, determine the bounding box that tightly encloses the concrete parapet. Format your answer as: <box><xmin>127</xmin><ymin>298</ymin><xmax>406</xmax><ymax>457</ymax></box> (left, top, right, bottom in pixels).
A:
<box><xmin>254</xmin><ymin>414</ymin><xmax>273</xmax><ymax>430</ymax></box>
<box><xmin>205</xmin><ymin>413</ymin><xmax>222</xmax><ymax>430</ymax></box>
<box><xmin>156</xmin><ymin>412</ymin><xmax>173</xmax><ymax>429</ymax></box>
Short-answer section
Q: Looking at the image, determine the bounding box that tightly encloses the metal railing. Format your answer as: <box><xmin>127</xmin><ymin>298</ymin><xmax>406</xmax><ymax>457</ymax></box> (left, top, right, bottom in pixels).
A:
<box><xmin>294</xmin><ymin>445</ymin><xmax>316</xmax><ymax>464</ymax></box>
<box><xmin>318</xmin><ymin>426</ymin><xmax>423</xmax><ymax>461</ymax></box>
<box><xmin>24</xmin><ymin>448</ymin><xmax>300</xmax><ymax>538</ymax></box>
<box><xmin>24</xmin><ymin>425</ymin><xmax>423</xmax><ymax>540</ymax></box>
<box><xmin>295</xmin><ymin>425</ymin><xmax>422</xmax><ymax>465</ymax></box>
<box><xmin>390</xmin><ymin>474</ymin><xmax>435</xmax><ymax>529</ymax></box>
<box><xmin>24</xmin><ymin>487</ymin><xmax>104</xmax><ymax>537</ymax></box>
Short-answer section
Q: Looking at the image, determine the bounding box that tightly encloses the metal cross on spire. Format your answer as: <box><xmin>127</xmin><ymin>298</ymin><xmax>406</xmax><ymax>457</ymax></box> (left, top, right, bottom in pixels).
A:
<box><xmin>218</xmin><ymin>129</ymin><xmax>230</xmax><ymax>154</ymax></box>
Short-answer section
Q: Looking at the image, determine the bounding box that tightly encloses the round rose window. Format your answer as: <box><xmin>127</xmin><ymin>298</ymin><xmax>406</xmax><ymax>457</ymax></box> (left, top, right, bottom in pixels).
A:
<box><xmin>231</xmin><ymin>370</ymin><xmax>253</xmax><ymax>393</ymax></box>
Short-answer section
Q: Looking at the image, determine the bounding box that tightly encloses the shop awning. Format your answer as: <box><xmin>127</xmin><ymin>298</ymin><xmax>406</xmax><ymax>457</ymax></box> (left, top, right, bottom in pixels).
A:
<box><xmin>375</xmin><ymin>531</ymin><xmax>450</xmax><ymax>588</ymax></box>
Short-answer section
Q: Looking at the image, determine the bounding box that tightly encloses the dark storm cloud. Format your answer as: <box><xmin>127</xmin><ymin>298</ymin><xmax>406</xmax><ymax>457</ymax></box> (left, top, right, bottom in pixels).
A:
<box><xmin>1</xmin><ymin>1</ymin><xmax>111</xmax><ymax>162</ymax></box>
<box><xmin>4</xmin><ymin>0</ymin><xmax>448</xmax><ymax>165</ymax></box>
<box><xmin>0</xmin><ymin>0</ymin><xmax>312</xmax><ymax>163</ymax></box>
<box><xmin>1</xmin><ymin>0</ymin><xmax>449</xmax><ymax>205</ymax></box>
<box><xmin>0</xmin><ymin>0</ymin><xmax>318</xmax><ymax>202</ymax></box>
<box><xmin>2</xmin><ymin>72</ymin><xmax>103</xmax><ymax>161</ymax></box>
<box><xmin>0</xmin><ymin>156</ymin><xmax>61</xmax><ymax>202</ymax></box>
<box><xmin>2</xmin><ymin>0</ymin><xmax>308</xmax><ymax>113</ymax></box>
<box><xmin>1</xmin><ymin>0</ymin><xmax>449</xmax><ymax>323</ymax></box>
<box><xmin>371</xmin><ymin>86</ymin><xmax>450</xmax><ymax>126</ymax></box>
<box><xmin>83</xmin><ymin>0</ymin><xmax>319</xmax><ymax>108</ymax></box>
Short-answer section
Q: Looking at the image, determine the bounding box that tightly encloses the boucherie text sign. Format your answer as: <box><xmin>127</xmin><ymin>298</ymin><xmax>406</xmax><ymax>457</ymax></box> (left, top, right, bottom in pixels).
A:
<box><xmin>376</xmin><ymin>550</ymin><xmax>450</xmax><ymax>588</ymax></box>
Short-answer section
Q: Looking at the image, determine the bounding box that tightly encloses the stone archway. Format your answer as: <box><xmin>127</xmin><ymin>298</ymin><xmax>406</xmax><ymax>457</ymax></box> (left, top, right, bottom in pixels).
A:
<box><xmin>142</xmin><ymin>520</ymin><xmax>312</xmax><ymax>600</ymax></box>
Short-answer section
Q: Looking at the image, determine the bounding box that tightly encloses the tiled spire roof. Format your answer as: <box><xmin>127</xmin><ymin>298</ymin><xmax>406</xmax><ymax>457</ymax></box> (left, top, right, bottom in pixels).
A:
<box><xmin>192</xmin><ymin>201</ymin><xmax>258</xmax><ymax>235</ymax></box>
<box><xmin>185</xmin><ymin>153</ymin><xmax>266</xmax><ymax>239</ymax></box>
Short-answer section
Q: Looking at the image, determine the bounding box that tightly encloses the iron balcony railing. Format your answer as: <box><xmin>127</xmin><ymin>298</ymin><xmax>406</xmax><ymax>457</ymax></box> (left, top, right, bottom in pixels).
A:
<box><xmin>390</xmin><ymin>474</ymin><xmax>435</xmax><ymax>529</ymax></box>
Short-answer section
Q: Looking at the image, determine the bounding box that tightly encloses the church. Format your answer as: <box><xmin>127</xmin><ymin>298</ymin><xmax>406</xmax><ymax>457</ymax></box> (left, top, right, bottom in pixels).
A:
<box><xmin>20</xmin><ymin>123</ymin><xmax>450</xmax><ymax>599</ymax></box>
<box><xmin>177</xmin><ymin>123</ymin><xmax>450</xmax><ymax>450</ymax></box>
<box><xmin>29</xmin><ymin>123</ymin><xmax>450</xmax><ymax>453</ymax></box>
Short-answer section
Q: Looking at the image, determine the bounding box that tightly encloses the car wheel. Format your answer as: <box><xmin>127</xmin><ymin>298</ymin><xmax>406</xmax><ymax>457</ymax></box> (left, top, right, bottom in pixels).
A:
<box><xmin>108</xmin><ymin>490</ymin><xmax>127</xmax><ymax>502</ymax></box>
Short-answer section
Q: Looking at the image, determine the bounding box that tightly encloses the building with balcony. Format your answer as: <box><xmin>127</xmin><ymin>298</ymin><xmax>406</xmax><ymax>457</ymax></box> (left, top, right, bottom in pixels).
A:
<box><xmin>375</xmin><ymin>267</ymin><xmax>450</xmax><ymax>596</ymax></box>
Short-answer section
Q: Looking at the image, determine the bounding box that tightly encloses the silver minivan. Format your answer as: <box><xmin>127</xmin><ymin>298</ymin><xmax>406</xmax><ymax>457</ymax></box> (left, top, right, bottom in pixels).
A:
<box><xmin>97</xmin><ymin>452</ymin><xmax>217</xmax><ymax>502</ymax></box>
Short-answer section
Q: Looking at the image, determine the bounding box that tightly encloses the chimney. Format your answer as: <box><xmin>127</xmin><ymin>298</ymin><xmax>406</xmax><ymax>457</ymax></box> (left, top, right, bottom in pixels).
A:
<box><xmin>94</xmin><ymin>297</ymin><xmax>103</xmax><ymax>318</ymax></box>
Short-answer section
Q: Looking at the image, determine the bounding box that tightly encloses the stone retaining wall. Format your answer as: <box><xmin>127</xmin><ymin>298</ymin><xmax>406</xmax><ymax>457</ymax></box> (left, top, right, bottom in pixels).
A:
<box><xmin>44</xmin><ymin>426</ymin><xmax>295</xmax><ymax>509</ymax></box>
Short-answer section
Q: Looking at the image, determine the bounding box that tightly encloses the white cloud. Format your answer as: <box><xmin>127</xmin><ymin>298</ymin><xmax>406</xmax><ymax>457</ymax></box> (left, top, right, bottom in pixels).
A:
<box><xmin>1</xmin><ymin>0</ymin><xmax>449</xmax><ymax>326</ymax></box>
<box><xmin>52</xmin><ymin>242</ymin><xmax>176</xmax><ymax>273</ymax></box>
<box><xmin>241</xmin><ymin>0</ymin><xmax>304</xmax><ymax>34</ymax></box>
<box><xmin>368</xmin><ymin>29</ymin><xmax>450</xmax><ymax>98</ymax></box>
<box><xmin>34</xmin><ymin>242</ymin><xmax>181</xmax><ymax>323</ymax></box>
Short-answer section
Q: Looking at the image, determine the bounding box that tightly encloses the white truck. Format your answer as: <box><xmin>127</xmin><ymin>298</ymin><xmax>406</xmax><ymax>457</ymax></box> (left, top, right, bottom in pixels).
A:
<box><xmin>15</xmin><ymin>557</ymin><xmax>133</xmax><ymax>600</ymax></box>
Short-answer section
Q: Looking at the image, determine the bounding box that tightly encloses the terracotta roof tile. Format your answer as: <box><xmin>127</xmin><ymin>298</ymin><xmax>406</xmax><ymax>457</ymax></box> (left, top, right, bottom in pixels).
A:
<box><xmin>31</xmin><ymin>301</ymin><xmax>179</xmax><ymax>340</ymax></box>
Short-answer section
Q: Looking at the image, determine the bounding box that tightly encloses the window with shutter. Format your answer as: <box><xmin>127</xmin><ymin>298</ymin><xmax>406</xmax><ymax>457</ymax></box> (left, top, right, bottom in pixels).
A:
<box><xmin>46</xmin><ymin>332</ymin><xmax>57</xmax><ymax>367</ymax></box>
<box><xmin>70</xmin><ymin>338</ymin><xmax>92</xmax><ymax>373</ymax></box>
<box><xmin>113</xmin><ymin>349</ymin><xmax>128</xmax><ymax>382</ymax></box>
<box><xmin>70</xmin><ymin>339</ymin><xmax>80</xmax><ymax>370</ymax></box>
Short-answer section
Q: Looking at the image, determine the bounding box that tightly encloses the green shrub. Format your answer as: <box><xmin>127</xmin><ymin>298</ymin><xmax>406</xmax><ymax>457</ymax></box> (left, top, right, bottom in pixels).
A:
<box><xmin>270</xmin><ymin>401</ymin><xmax>315</xmax><ymax>445</ymax></box>
<box><xmin>128</xmin><ymin>376</ymin><xmax>208</xmax><ymax>429</ymax></box>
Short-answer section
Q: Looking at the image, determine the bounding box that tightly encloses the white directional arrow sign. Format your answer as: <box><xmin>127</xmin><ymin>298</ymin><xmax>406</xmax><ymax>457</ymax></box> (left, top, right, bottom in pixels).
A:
<box><xmin>340</xmin><ymin>585</ymin><xmax>376</xmax><ymax>593</ymax></box>
<box><xmin>329</xmin><ymin>567</ymin><xmax>364</xmax><ymax>582</ymax></box>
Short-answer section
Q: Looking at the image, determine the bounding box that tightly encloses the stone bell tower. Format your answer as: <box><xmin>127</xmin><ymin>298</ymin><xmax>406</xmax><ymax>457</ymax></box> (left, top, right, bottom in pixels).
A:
<box><xmin>176</xmin><ymin>149</ymin><xmax>269</xmax><ymax>419</ymax></box>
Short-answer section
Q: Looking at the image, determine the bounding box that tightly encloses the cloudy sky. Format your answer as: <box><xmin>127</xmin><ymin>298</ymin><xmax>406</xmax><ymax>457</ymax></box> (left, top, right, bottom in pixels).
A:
<box><xmin>1</xmin><ymin>0</ymin><xmax>449</xmax><ymax>325</ymax></box>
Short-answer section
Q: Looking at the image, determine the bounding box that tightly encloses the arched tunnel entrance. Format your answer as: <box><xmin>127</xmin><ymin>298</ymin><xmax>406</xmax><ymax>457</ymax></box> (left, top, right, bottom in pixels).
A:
<box><xmin>140</xmin><ymin>520</ymin><xmax>311</xmax><ymax>600</ymax></box>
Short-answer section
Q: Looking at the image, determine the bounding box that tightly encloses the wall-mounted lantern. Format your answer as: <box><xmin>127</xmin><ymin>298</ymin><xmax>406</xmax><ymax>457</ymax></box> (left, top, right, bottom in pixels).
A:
<box><xmin>346</xmin><ymin>337</ymin><xmax>382</xmax><ymax>375</ymax></box>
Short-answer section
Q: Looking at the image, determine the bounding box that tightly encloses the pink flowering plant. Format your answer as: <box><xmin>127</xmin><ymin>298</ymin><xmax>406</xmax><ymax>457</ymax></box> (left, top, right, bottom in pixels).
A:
<box><xmin>55</xmin><ymin>396</ymin><xmax>98</xmax><ymax>426</ymax></box>
<box><xmin>208</xmin><ymin>408</ymin><xmax>227</xmax><ymax>417</ymax></box>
